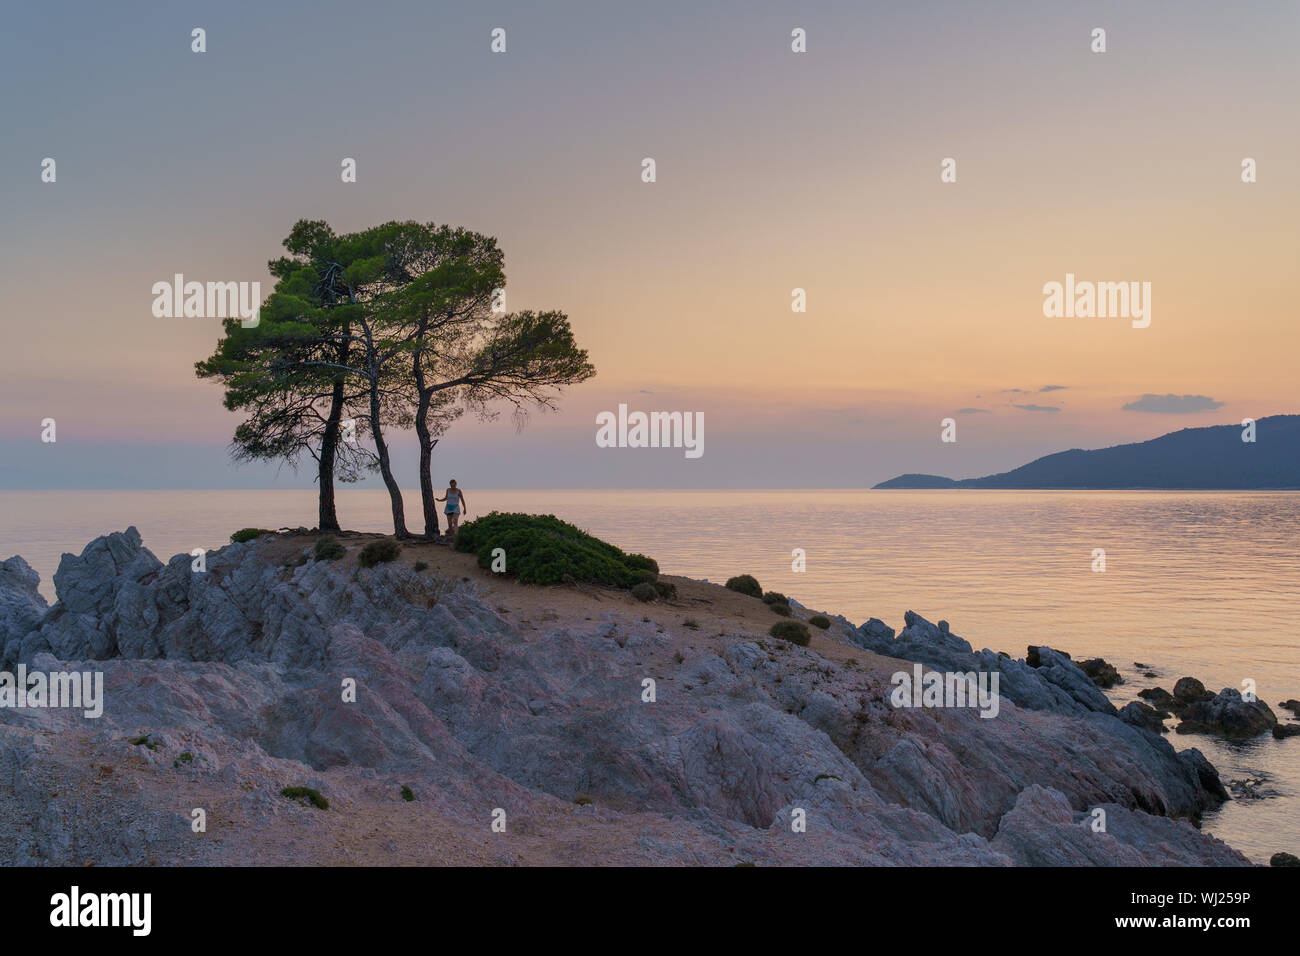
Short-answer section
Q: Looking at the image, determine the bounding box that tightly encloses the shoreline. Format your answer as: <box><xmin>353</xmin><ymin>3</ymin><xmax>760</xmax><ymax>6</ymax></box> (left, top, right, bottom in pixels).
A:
<box><xmin>2</xmin><ymin>525</ymin><xmax>1290</xmax><ymax>866</ymax></box>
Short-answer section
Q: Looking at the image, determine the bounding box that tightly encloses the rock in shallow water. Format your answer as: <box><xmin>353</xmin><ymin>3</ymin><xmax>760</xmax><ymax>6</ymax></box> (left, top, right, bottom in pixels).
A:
<box><xmin>1175</xmin><ymin>688</ymin><xmax>1277</xmax><ymax>740</ymax></box>
<box><xmin>1174</xmin><ymin>676</ymin><xmax>1211</xmax><ymax>704</ymax></box>
<box><xmin>1078</xmin><ymin>657</ymin><xmax>1123</xmax><ymax>688</ymax></box>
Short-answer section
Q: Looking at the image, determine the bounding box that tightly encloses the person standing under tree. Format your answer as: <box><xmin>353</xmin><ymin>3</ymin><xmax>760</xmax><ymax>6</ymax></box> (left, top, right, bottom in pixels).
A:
<box><xmin>437</xmin><ymin>480</ymin><xmax>467</xmax><ymax>537</ymax></box>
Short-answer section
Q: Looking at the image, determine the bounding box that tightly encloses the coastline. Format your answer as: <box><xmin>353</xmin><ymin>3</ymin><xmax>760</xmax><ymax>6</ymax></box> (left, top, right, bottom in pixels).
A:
<box><xmin>1</xmin><ymin>526</ymin><xmax>1286</xmax><ymax>866</ymax></box>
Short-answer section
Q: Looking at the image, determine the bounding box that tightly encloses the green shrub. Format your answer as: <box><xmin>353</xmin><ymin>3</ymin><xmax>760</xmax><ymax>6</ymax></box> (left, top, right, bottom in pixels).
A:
<box><xmin>281</xmin><ymin>786</ymin><xmax>328</xmax><ymax>810</ymax></box>
<box><xmin>769</xmin><ymin>620</ymin><xmax>811</xmax><ymax>646</ymax></box>
<box><xmin>127</xmin><ymin>733</ymin><xmax>158</xmax><ymax>751</ymax></box>
<box><xmin>631</xmin><ymin>581</ymin><xmax>657</xmax><ymax>602</ymax></box>
<box><xmin>809</xmin><ymin>615</ymin><xmax>831</xmax><ymax>630</ymax></box>
<box><xmin>574</xmin><ymin>795</ymin><xmax>593</xmax><ymax>806</ymax></box>
<box><xmin>626</xmin><ymin>554</ymin><xmax>659</xmax><ymax>574</ymax></box>
<box><xmin>725</xmin><ymin>574</ymin><xmax>762</xmax><ymax>598</ymax></box>
<box><xmin>413</xmin><ymin>561</ymin><xmax>429</xmax><ymax>572</ymax></box>
<box><xmin>358</xmin><ymin>539</ymin><xmax>402</xmax><ymax>568</ymax></box>
<box><xmin>400</xmin><ymin>785</ymin><xmax>415</xmax><ymax>802</ymax></box>
<box><xmin>769</xmin><ymin>602</ymin><xmax>792</xmax><ymax>617</ymax></box>
<box><xmin>653</xmin><ymin>580</ymin><xmax>677</xmax><ymax>601</ymax></box>
<box><xmin>173</xmin><ymin>751</ymin><xmax>194</xmax><ymax>767</ymax></box>
<box><xmin>762</xmin><ymin>591</ymin><xmax>788</xmax><ymax>606</ymax></box>
<box><xmin>455</xmin><ymin>513</ymin><xmax>661</xmax><ymax>589</ymax></box>
<box><xmin>314</xmin><ymin>535</ymin><xmax>346</xmax><ymax>561</ymax></box>
<box><xmin>231</xmin><ymin>528</ymin><xmax>275</xmax><ymax>544</ymax></box>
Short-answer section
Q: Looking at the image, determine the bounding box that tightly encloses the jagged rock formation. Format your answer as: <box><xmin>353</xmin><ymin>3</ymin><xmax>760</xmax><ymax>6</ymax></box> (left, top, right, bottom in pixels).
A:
<box><xmin>1136</xmin><ymin>676</ymin><xmax>1281</xmax><ymax>739</ymax></box>
<box><xmin>0</xmin><ymin>529</ymin><xmax>1251</xmax><ymax>866</ymax></box>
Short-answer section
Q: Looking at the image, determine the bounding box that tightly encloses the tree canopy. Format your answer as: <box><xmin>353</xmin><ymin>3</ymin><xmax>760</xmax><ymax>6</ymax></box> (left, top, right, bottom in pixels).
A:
<box><xmin>197</xmin><ymin>219</ymin><xmax>595</xmax><ymax>535</ymax></box>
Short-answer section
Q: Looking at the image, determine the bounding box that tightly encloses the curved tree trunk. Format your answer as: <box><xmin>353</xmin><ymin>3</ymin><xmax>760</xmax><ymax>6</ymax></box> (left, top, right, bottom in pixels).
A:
<box><xmin>363</xmin><ymin>323</ymin><xmax>408</xmax><ymax>538</ymax></box>
<box><xmin>369</xmin><ymin>387</ymin><xmax>408</xmax><ymax>539</ymax></box>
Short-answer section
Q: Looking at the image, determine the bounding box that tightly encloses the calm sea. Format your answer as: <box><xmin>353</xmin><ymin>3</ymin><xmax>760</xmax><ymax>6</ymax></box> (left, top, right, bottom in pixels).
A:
<box><xmin>1</xmin><ymin>488</ymin><xmax>1296</xmax><ymax>863</ymax></box>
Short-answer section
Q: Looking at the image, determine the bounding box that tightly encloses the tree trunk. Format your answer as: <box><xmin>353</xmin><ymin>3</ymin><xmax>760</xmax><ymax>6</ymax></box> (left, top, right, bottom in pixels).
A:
<box><xmin>317</xmin><ymin>382</ymin><xmax>343</xmax><ymax>532</ymax></box>
<box><xmin>369</xmin><ymin>373</ymin><xmax>409</xmax><ymax>539</ymax></box>
<box><xmin>317</xmin><ymin>332</ymin><xmax>349</xmax><ymax>532</ymax></box>
<box><xmin>415</xmin><ymin>411</ymin><xmax>438</xmax><ymax>538</ymax></box>
<box><xmin>413</xmin><ymin>346</ymin><xmax>439</xmax><ymax>537</ymax></box>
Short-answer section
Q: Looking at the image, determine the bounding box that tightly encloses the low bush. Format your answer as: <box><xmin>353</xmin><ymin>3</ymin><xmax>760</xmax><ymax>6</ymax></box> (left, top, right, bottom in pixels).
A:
<box><xmin>413</xmin><ymin>561</ymin><xmax>429</xmax><ymax>572</ymax></box>
<box><xmin>762</xmin><ymin>591</ymin><xmax>788</xmax><ymax>606</ymax></box>
<box><xmin>653</xmin><ymin>580</ymin><xmax>677</xmax><ymax>601</ymax></box>
<box><xmin>400</xmin><ymin>785</ymin><xmax>415</xmax><ymax>802</ymax></box>
<box><xmin>231</xmin><ymin>528</ymin><xmax>275</xmax><ymax>544</ymax></box>
<box><xmin>281</xmin><ymin>785</ymin><xmax>328</xmax><ymax>810</ymax></box>
<box><xmin>358</xmin><ymin>539</ymin><xmax>402</xmax><ymax>568</ymax></box>
<box><xmin>631</xmin><ymin>582</ymin><xmax>657</xmax><ymax>602</ymax></box>
<box><xmin>725</xmin><ymin>574</ymin><xmax>762</xmax><ymax>598</ymax></box>
<box><xmin>769</xmin><ymin>602</ymin><xmax>792</xmax><ymax>617</ymax></box>
<box><xmin>455</xmin><ymin>512</ymin><xmax>660</xmax><ymax>589</ymax></box>
<box><xmin>769</xmin><ymin>620</ymin><xmax>811</xmax><ymax>646</ymax></box>
<box><xmin>808</xmin><ymin>614</ymin><xmax>831</xmax><ymax>630</ymax></box>
<box><xmin>626</xmin><ymin>553</ymin><xmax>659</xmax><ymax>575</ymax></box>
<box><xmin>314</xmin><ymin>535</ymin><xmax>346</xmax><ymax>561</ymax></box>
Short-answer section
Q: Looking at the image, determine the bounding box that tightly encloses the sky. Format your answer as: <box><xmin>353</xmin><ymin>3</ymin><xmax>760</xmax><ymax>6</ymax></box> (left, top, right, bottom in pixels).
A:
<box><xmin>1</xmin><ymin>0</ymin><xmax>1297</xmax><ymax>489</ymax></box>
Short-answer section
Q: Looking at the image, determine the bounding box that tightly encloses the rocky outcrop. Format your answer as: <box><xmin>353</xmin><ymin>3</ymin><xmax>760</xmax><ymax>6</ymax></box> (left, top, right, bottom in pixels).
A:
<box><xmin>1178</xmin><ymin>747</ymin><xmax>1229</xmax><ymax>801</ymax></box>
<box><xmin>0</xmin><ymin>557</ymin><xmax>46</xmax><ymax>665</ymax></box>
<box><xmin>1174</xmin><ymin>676</ymin><xmax>1210</xmax><ymax>704</ymax></box>
<box><xmin>1175</xmin><ymin>689</ymin><xmax>1277</xmax><ymax>739</ymax></box>
<box><xmin>1140</xmin><ymin>686</ymin><xmax>1179</xmax><ymax>710</ymax></box>
<box><xmin>1136</xmin><ymin>677</ymin><xmax>1281</xmax><ymax>741</ymax></box>
<box><xmin>8</xmin><ymin>527</ymin><xmax>164</xmax><ymax>667</ymax></box>
<box><xmin>989</xmin><ymin>785</ymin><xmax>1247</xmax><ymax>866</ymax></box>
<box><xmin>1078</xmin><ymin>657</ymin><xmax>1123</xmax><ymax>688</ymax></box>
<box><xmin>855</xmin><ymin>617</ymin><xmax>895</xmax><ymax>644</ymax></box>
<box><xmin>0</xmin><ymin>530</ymin><xmax>1248</xmax><ymax>866</ymax></box>
<box><xmin>853</xmin><ymin>613</ymin><xmax>1115</xmax><ymax>719</ymax></box>
<box><xmin>1119</xmin><ymin>700</ymin><xmax>1169</xmax><ymax>733</ymax></box>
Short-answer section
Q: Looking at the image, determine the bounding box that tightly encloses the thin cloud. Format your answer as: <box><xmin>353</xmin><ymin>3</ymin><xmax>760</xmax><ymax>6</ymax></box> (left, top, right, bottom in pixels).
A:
<box><xmin>1039</xmin><ymin>385</ymin><xmax>1068</xmax><ymax>392</ymax></box>
<box><xmin>1012</xmin><ymin>404</ymin><xmax>1061</xmax><ymax>413</ymax></box>
<box><xmin>956</xmin><ymin>407</ymin><xmax>990</xmax><ymax>414</ymax></box>
<box><xmin>1122</xmin><ymin>394</ymin><xmax>1224</xmax><ymax>414</ymax></box>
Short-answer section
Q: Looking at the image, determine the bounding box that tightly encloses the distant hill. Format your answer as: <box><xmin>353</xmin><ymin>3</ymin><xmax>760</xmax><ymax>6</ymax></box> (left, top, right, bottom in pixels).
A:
<box><xmin>874</xmin><ymin>415</ymin><xmax>1300</xmax><ymax>489</ymax></box>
